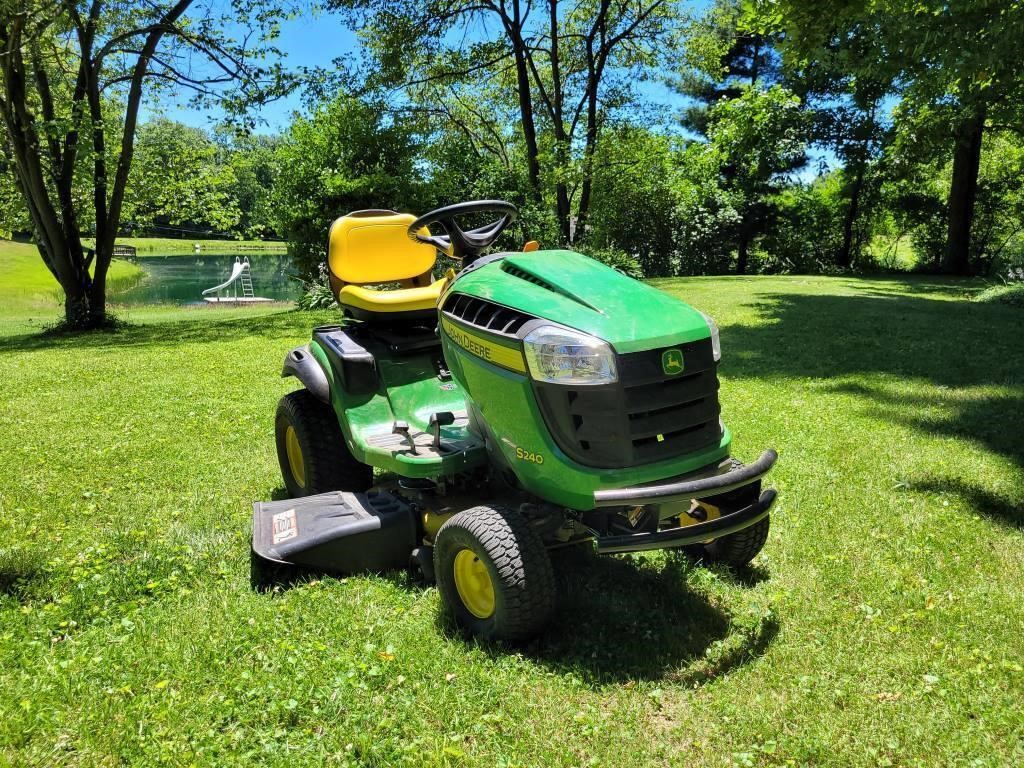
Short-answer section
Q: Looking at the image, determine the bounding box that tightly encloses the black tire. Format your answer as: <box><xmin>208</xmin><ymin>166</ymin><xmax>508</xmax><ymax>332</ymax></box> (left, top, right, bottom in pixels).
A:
<box><xmin>684</xmin><ymin>458</ymin><xmax>769</xmax><ymax>567</ymax></box>
<box><xmin>433</xmin><ymin>505</ymin><xmax>556</xmax><ymax>642</ymax></box>
<box><xmin>408</xmin><ymin>546</ymin><xmax>435</xmax><ymax>585</ymax></box>
<box><xmin>275</xmin><ymin>390</ymin><xmax>372</xmax><ymax>497</ymax></box>
<box><xmin>696</xmin><ymin>515</ymin><xmax>770</xmax><ymax>567</ymax></box>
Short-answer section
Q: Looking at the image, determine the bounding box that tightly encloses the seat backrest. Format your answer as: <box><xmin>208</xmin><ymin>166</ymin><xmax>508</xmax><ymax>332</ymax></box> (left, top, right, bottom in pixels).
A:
<box><xmin>328</xmin><ymin>210</ymin><xmax>436</xmax><ymax>287</ymax></box>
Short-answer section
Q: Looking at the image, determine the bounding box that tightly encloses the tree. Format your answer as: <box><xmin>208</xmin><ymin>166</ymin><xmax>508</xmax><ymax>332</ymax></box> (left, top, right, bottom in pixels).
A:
<box><xmin>675</xmin><ymin>0</ymin><xmax>781</xmax><ymax>137</ymax></box>
<box><xmin>703</xmin><ymin>84</ymin><xmax>809</xmax><ymax>273</ymax></box>
<box><xmin>271</xmin><ymin>95</ymin><xmax>433</xmax><ymax>276</ymax></box>
<box><xmin>224</xmin><ymin>132</ymin><xmax>282</xmax><ymax>240</ymax></box>
<box><xmin>771</xmin><ymin>0</ymin><xmax>1024</xmax><ymax>275</ymax></box>
<box><xmin>0</xmin><ymin>1</ymin><xmax>292</xmax><ymax>328</ymax></box>
<box><xmin>123</xmin><ymin>119</ymin><xmax>241</xmax><ymax>236</ymax></box>
<box><xmin>331</xmin><ymin>0</ymin><xmax>688</xmax><ymax>244</ymax></box>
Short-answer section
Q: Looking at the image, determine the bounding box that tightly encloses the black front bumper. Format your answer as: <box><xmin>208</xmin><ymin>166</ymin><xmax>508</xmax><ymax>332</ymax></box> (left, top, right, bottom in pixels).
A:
<box><xmin>593</xmin><ymin>449</ymin><xmax>778</xmax><ymax>507</ymax></box>
<box><xmin>595</xmin><ymin>488</ymin><xmax>777</xmax><ymax>554</ymax></box>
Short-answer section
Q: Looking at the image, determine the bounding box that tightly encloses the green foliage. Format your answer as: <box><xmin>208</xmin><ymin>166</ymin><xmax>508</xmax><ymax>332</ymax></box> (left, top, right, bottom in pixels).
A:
<box><xmin>296</xmin><ymin>264</ymin><xmax>338</xmax><ymax>311</ymax></box>
<box><xmin>756</xmin><ymin>179</ymin><xmax>845</xmax><ymax>273</ymax></box>
<box><xmin>224</xmin><ymin>133</ymin><xmax>283</xmax><ymax>240</ymax></box>
<box><xmin>271</xmin><ymin>97</ymin><xmax>433</xmax><ymax>277</ymax></box>
<box><xmin>0</xmin><ymin>150</ymin><xmax>29</xmax><ymax>238</ymax></box>
<box><xmin>671</xmin><ymin>145</ymin><xmax>743</xmax><ymax>275</ymax></box>
<box><xmin>581</xmin><ymin>247</ymin><xmax>644</xmax><ymax>280</ymax></box>
<box><xmin>584</xmin><ymin>129</ymin><xmax>681</xmax><ymax>276</ymax></box>
<box><xmin>675</xmin><ymin>0</ymin><xmax>782</xmax><ymax>137</ymax></box>
<box><xmin>702</xmin><ymin>84</ymin><xmax>810</xmax><ymax>271</ymax></box>
<box><xmin>124</xmin><ymin>119</ymin><xmax>241</xmax><ymax>236</ymax></box>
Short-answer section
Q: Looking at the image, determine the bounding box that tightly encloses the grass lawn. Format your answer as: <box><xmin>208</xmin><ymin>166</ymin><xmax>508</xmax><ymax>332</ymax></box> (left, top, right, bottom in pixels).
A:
<box><xmin>80</xmin><ymin>237</ymin><xmax>288</xmax><ymax>256</ymax></box>
<box><xmin>0</xmin><ymin>240</ymin><xmax>144</xmax><ymax>328</ymax></box>
<box><xmin>1</xmin><ymin>275</ymin><xmax>1022</xmax><ymax>766</ymax></box>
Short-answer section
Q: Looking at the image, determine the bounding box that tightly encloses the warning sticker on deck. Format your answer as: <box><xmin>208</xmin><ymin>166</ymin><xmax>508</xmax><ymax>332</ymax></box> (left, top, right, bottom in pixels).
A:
<box><xmin>272</xmin><ymin>508</ymin><xmax>298</xmax><ymax>544</ymax></box>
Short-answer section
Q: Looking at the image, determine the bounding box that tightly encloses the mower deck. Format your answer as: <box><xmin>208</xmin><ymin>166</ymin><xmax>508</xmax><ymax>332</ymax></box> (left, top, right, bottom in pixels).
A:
<box><xmin>252</xmin><ymin>490</ymin><xmax>416</xmax><ymax>573</ymax></box>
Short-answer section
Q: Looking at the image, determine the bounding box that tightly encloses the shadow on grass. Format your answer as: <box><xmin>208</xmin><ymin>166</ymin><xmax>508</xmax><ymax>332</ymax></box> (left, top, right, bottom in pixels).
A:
<box><xmin>721</xmin><ymin>290</ymin><xmax>1023</xmax><ymax>390</ymax></box>
<box><xmin>906</xmin><ymin>477</ymin><xmax>1023</xmax><ymax>529</ymax></box>
<box><xmin>0</xmin><ymin>308</ymin><xmax>313</xmax><ymax>355</ymax></box>
<box><xmin>254</xmin><ymin>545</ymin><xmax>778</xmax><ymax>685</ymax></box>
<box><xmin>442</xmin><ymin>547</ymin><xmax>778</xmax><ymax>686</ymax></box>
<box><xmin>0</xmin><ymin>550</ymin><xmax>47</xmax><ymax>602</ymax></box>
<box><xmin>720</xmin><ymin>290</ymin><xmax>1023</xmax><ymax>517</ymax></box>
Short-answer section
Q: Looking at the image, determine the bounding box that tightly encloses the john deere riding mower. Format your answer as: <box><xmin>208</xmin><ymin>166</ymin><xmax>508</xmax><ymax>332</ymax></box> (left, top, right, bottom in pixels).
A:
<box><xmin>252</xmin><ymin>201</ymin><xmax>777</xmax><ymax>641</ymax></box>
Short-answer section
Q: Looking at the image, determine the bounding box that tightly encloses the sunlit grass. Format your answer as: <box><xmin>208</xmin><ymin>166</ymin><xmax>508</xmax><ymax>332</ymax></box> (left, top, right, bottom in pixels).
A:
<box><xmin>0</xmin><ymin>240</ymin><xmax>144</xmax><ymax>328</ymax></box>
<box><xmin>1</xmin><ymin>275</ymin><xmax>1021</xmax><ymax>766</ymax></box>
<box><xmin>80</xmin><ymin>236</ymin><xmax>287</xmax><ymax>256</ymax></box>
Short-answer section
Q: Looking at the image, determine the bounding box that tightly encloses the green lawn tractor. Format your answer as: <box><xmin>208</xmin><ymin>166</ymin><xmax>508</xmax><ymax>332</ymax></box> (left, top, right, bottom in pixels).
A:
<box><xmin>252</xmin><ymin>200</ymin><xmax>778</xmax><ymax>641</ymax></box>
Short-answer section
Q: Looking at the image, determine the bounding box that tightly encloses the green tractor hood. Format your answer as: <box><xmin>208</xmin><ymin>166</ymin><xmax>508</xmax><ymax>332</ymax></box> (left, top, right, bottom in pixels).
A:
<box><xmin>449</xmin><ymin>249</ymin><xmax>711</xmax><ymax>353</ymax></box>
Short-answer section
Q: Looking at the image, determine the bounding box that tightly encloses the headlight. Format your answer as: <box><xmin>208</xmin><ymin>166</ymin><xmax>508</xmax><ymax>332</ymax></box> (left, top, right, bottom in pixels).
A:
<box><xmin>523</xmin><ymin>325</ymin><xmax>618</xmax><ymax>385</ymax></box>
<box><xmin>699</xmin><ymin>312</ymin><xmax>721</xmax><ymax>361</ymax></box>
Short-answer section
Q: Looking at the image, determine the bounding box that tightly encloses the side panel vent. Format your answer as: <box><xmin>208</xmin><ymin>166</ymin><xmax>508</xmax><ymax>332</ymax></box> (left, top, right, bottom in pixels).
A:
<box><xmin>442</xmin><ymin>293</ymin><xmax>534</xmax><ymax>337</ymax></box>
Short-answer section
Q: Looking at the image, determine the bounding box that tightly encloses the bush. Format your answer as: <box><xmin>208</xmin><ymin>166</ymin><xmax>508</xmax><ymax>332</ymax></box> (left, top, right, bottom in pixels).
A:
<box><xmin>756</xmin><ymin>183</ymin><xmax>844</xmax><ymax>273</ymax></box>
<box><xmin>583</xmin><ymin>247</ymin><xmax>644</xmax><ymax>279</ymax></box>
<box><xmin>974</xmin><ymin>283</ymin><xmax>1024</xmax><ymax>306</ymax></box>
<box><xmin>296</xmin><ymin>263</ymin><xmax>336</xmax><ymax>310</ymax></box>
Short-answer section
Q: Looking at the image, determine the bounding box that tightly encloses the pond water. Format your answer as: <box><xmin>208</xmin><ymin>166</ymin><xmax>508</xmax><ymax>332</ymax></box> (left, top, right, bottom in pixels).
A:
<box><xmin>115</xmin><ymin>253</ymin><xmax>302</xmax><ymax>305</ymax></box>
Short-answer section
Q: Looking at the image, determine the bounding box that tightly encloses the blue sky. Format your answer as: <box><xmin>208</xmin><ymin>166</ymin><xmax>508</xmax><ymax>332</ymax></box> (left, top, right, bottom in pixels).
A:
<box><xmin>152</xmin><ymin>11</ymin><xmax>360</xmax><ymax>132</ymax></box>
<box><xmin>154</xmin><ymin>5</ymin><xmax>696</xmax><ymax>134</ymax></box>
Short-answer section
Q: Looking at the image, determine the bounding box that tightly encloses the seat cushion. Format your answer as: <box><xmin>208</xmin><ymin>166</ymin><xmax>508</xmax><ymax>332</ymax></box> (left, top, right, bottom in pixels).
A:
<box><xmin>339</xmin><ymin>279</ymin><xmax>446</xmax><ymax>315</ymax></box>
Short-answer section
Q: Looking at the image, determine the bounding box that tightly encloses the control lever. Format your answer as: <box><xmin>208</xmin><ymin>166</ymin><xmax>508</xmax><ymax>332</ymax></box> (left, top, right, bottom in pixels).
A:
<box><xmin>428</xmin><ymin>412</ymin><xmax>455</xmax><ymax>451</ymax></box>
<box><xmin>392</xmin><ymin>421</ymin><xmax>418</xmax><ymax>455</ymax></box>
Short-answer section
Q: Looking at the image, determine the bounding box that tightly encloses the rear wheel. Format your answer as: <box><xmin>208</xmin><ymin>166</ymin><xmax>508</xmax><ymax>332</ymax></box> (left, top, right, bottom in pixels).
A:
<box><xmin>275</xmin><ymin>390</ymin><xmax>372</xmax><ymax>497</ymax></box>
<box><xmin>433</xmin><ymin>505</ymin><xmax>556</xmax><ymax>642</ymax></box>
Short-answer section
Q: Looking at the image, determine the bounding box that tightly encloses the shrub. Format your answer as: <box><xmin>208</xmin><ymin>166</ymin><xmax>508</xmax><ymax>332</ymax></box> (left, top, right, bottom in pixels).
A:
<box><xmin>973</xmin><ymin>283</ymin><xmax>1024</xmax><ymax>306</ymax></box>
<box><xmin>297</xmin><ymin>263</ymin><xmax>336</xmax><ymax>311</ymax></box>
<box><xmin>584</xmin><ymin>247</ymin><xmax>644</xmax><ymax>279</ymax></box>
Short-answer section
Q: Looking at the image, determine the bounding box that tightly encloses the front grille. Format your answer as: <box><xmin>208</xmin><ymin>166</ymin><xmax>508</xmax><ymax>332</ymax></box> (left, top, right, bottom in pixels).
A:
<box><xmin>441</xmin><ymin>293</ymin><xmax>533</xmax><ymax>337</ymax></box>
<box><xmin>533</xmin><ymin>338</ymin><xmax>722</xmax><ymax>468</ymax></box>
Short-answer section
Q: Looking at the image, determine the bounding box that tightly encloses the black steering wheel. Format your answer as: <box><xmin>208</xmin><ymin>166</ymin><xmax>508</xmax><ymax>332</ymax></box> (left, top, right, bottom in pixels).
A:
<box><xmin>408</xmin><ymin>200</ymin><xmax>518</xmax><ymax>264</ymax></box>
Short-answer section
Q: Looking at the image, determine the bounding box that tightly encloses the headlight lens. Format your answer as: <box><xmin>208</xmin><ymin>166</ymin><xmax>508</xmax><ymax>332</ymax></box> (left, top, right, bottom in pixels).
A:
<box><xmin>700</xmin><ymin>312</ymin><xmax>722</xmax><ymax>361</ymax></box>
<box><xmin>523</xmin><ymin>325</ymin><xmax>618</xmax><ymax>385</ymax></box>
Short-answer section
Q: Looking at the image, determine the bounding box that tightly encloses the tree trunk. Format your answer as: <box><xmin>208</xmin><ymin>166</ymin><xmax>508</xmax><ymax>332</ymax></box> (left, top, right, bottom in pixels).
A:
<box><xmin>943</xmin><ymin>107</ymin><xmax>985</xmax><ymax>276</ymax></box>
<box><xmin>736</xmin><ymin>231</ymin><xmax>749</xmax><ymax>275</ymax></box>
<box><xmin>838</xmin><ymin>159</ymin><xmax>866</xmax><ymax>268</ymax></box>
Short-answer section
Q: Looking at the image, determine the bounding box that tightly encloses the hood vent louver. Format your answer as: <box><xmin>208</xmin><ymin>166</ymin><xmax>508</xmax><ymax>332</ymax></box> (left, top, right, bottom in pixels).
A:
<box><xmin>499</xmin><ymin>261</ymin><xmax>603</xmax><ymax>313</ymax></box>
<box><xmin>442</xmin><ymin>293</ymin><xmax>534</xmax><ymax>337</ymax></box>
<box><xmin>500</xmin><ymin>262</ymin><xmax>561</xmax><ymax>292</ymax></box>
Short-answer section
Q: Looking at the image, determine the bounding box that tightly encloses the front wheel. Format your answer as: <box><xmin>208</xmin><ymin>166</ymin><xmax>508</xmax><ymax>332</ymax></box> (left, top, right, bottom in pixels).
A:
<box><xmin>687</xmin><ymin>515</ymin><xmax>770</xmax><ymax>567</ymax></box>
<box><xmin>433</xmin><ymin>505</ymin><xmax>556</xmax><ymax>642</ymax></box>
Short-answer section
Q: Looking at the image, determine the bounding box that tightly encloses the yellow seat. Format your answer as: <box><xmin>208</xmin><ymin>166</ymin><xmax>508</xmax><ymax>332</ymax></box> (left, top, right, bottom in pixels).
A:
<box><xmin>339</xmin><ymin>279</ymin><xmax>447</xmax><ymax>314</ymax></box>
<box><xmin>327</xmin><ymin>210</ymin><xmax>441</xmax><ymax>319</ymax></box>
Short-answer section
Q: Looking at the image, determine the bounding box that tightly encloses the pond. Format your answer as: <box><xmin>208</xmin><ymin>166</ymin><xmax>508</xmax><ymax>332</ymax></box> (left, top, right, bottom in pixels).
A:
<box><xmin>115</xmin><ymin>253</ymin><xmax>302</xmax><ymax>305</ymax></box>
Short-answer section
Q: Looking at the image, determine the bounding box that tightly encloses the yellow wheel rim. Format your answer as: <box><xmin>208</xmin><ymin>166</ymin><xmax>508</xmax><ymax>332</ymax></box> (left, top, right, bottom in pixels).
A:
<box><xmin>285</xmin><ymin>425</ymin><xmax>305</xmax><ymax>488</ymax></box>
<box><xmin>452</xmin><ymin>548</ymin><xmax>495</xmax><ymax>619</ymax></box>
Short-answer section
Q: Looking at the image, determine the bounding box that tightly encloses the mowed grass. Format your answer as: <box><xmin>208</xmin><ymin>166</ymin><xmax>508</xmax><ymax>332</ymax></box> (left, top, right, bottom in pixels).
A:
<box><xmin>0</xmin><ymin>240</ymin><xmax>144</xmax><ymax>328</ymax></box>
<box><xmin>1</xmin><ymin>275</ymin><xmax>1022</xmax><ymax>767</ymax></box>
<box><xmin>80</xmin><ymin>237</ymin><xmax>287</xmax><ymax>256</ymax></box>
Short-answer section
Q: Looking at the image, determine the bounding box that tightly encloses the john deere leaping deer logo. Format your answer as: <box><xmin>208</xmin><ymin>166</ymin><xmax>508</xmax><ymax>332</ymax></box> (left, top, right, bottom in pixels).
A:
<box><xmin>661</xmin><ymin>348</ymin><xmax>684</xmax><ymax>375</ymax></box>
